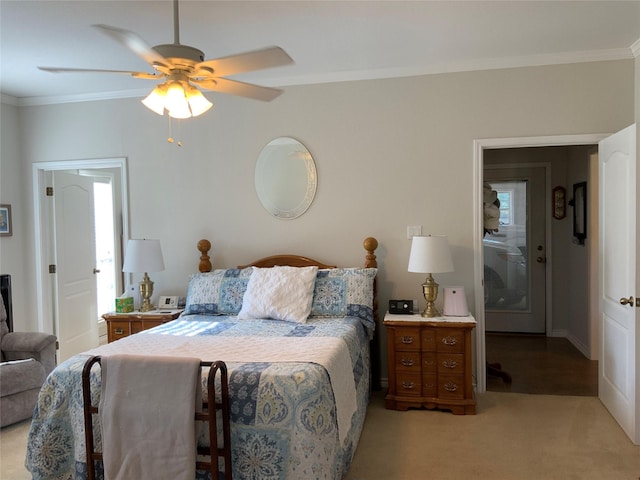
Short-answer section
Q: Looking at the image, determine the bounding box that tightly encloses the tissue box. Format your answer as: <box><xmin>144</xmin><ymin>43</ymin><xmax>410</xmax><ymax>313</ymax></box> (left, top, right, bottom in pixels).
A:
<box><xmin>115</xmin><ymin>297</ymin><xmax>134</xmax><ymax>313</ymax></box>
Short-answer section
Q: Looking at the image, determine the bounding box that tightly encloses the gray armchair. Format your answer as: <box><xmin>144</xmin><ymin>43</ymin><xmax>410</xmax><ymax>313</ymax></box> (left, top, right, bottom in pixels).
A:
<box><xmin>0</xmin><ymin>295</ymin><xmax>57</xmax><ymax>427</ymax></box>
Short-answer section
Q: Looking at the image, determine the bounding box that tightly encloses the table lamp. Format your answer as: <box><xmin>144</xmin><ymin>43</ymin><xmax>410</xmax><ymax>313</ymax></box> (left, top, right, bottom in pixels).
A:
<box><xmin>408</xmin><ymin>235</ymin><xmax>454</xmax><ymax>317</ymax></box>
<box><xmin>122</xmin><ymin>239</ymin><xmax>165</xmax><ymax>312</ymax></box>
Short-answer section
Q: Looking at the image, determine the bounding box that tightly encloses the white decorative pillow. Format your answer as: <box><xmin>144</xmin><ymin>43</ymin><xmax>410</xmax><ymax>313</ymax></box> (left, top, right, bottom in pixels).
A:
<box><xmin>237</xmin><ymin>266</ymin><xmax>319</xmax><ymax>323</ymax></box>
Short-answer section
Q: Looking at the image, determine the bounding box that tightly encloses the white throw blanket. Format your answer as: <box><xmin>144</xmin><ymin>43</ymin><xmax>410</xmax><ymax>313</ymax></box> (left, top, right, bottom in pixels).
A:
<box><xmin>99</xmin><ymin>354</ymin><xmax>202</xmax><ymax>480</ymax></box>
<box><xmin>88</xmin><ymin>321</ymin><xmax>357</xmax><ymax>444</ymax></box>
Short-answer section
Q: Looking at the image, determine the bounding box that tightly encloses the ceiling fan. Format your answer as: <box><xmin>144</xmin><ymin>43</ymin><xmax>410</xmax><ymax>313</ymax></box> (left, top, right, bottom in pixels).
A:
<box><xmin>38</xmin><ymin>0</ymin><xmax>294</xmax><ymax>118</ymax></box>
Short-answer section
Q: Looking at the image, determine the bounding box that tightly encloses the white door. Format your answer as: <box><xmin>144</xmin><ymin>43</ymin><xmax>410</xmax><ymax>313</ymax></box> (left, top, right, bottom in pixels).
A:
<box><xmin>53</xmin><ymin>171</ymin><xmax>99</xmax><ymax>361</ymax></box>
<box><xmin>598</xmin><ymin>124</ymin><xmax>638</xmax><ymax>445</ymax></box>
<box><xmin>484</xmin><ymin>167</ymin><xmax>547</xmax><ymax>333</ymax></box>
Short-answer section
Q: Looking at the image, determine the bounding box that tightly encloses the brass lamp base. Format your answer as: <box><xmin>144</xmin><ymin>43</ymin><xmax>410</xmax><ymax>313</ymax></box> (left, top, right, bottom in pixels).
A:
<box><xmin>139</xmin><ymin>272</ymin><xmax>155</xmax><ymax>312</ymax></box>
<box><xmin>421</xmin><ymin>273</ymin><xmax>441</xmax><ymax>318</ymax></box>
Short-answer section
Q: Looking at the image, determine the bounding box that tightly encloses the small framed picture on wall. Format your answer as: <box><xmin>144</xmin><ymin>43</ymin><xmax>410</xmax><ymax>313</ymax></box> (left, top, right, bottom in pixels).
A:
<box><xmin>572</xmin><ymin>182</ymin><xmax>587</xmax><ymax>245</ymax></box>
<box><xmin>0</xmin><ymin>205</ymin><xmax>12</xmax><ymax>237</ymax></box>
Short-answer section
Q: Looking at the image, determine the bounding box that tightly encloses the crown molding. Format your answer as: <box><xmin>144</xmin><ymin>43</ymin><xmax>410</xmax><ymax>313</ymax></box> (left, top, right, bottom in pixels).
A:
<box><xmin>5</xmin><ymin>47</ymin><xmax>635</xmax><ymax>107</ymax></box>
<box><xmin>13</xmin><ymin>88</ymin><xmax>150</xmax><ymax>107</ymax></box>
<box><xmin>1</xmin><ymin>94</ymin><xmax>19</xmax><ymax>106</ymax></box>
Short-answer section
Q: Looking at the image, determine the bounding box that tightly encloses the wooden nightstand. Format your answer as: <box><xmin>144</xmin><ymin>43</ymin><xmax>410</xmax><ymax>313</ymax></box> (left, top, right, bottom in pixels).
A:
<box><xmin>103</xmin><ymin>309</ymin><xmax>183</xmax><ymax>343</ymax></box>
<box><xmin>384</xmin><ymin>312</ymin><xmax>476</xmax><ymax>414</ymax></box>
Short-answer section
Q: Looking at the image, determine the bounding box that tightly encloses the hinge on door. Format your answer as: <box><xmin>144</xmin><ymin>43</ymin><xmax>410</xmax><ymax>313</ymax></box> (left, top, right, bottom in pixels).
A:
<box><xmin>46</xmin><ymin>187</ymin><xmax>54</xmax><ymax>196</ymax></box>
<box><xmin>49</xmin><ymin>264</ymin><xmax>56</xmax><ymax>274</ymax></box>
<box><xmin>55</xmin><ymin>341</ymin><xmax>59</xmax><ymax>350</ymax></box>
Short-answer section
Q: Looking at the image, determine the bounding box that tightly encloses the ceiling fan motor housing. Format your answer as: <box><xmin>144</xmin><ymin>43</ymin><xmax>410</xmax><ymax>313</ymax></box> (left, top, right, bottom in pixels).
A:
<box><xmin>153</xmin><ymin>44</ymin><xmax>204</xmax><ymax>63</ymax></box>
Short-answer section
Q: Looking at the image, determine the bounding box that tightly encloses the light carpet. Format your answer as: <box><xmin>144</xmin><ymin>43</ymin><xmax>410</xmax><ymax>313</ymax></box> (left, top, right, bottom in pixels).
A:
<box><xmin>345</xmin><ymin>391</ymin><xmax>640</xmax><ymax>480</ymax></box>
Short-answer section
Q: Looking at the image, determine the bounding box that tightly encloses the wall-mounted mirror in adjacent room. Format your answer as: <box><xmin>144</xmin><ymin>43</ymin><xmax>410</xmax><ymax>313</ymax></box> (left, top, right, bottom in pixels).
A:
<box><xmin>255</xmin><ymin>137</ymin><xmax>317</xmax><ymax>219</ymax></box>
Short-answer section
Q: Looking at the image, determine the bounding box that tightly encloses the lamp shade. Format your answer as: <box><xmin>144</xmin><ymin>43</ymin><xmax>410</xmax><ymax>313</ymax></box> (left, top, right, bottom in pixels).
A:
<box><xmin>122</xmin><ymin>239</ymin><xmax>165</xmax><ymax>273</ymax></box>
<box><xmin>408</xmin><ymin>235</ymin><xmax>454</xmax><ymax>274</ymax></box>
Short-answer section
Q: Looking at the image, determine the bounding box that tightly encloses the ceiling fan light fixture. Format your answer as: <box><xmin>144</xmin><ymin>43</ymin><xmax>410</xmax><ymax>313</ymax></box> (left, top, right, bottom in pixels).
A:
<box><xmin>165</xmin><ymin>81</ymin><xmax>191</xmax><ymax>118</ymax></box>
<box><xmin>141</xmin><ymin>83</ymin><xmax>168</xmax><ymax>115</ymax></box>
<box><xmin>185</xmin><ymin>85</ymin><xmax>213</xmax><ymax>117</ymax></box>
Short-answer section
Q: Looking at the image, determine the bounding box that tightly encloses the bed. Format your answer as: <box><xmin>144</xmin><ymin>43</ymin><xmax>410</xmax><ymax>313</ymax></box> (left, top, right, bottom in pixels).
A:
<box><xmin>26</xmin><ymin>237</ymin><xmax>379</xmax><ymax>480</ymax></box>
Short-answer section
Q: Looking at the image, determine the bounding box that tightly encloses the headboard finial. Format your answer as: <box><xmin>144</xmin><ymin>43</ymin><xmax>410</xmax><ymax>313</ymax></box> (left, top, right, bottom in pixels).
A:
<box><xmin>197</xmin><ymin>239</ymin><xmax>212</xmax><ymax>273</ymax></box>
<box><xmin>363</xmin><ymin>237</ymin><xmax>378</xmax><ymax>268</ymax></box>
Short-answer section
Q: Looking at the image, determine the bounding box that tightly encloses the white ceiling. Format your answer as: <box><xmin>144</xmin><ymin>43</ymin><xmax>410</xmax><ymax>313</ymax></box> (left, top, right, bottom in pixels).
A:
<box><xmin>2</xmin><ymin>0</ymin><xmax>639</xmax><ymax>106</ymax></box>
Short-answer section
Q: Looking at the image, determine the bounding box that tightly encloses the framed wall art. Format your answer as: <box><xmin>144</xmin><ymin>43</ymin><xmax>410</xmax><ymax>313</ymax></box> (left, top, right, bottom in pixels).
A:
<box><xmin>552</xmin><ymin>186</ymin><xmax>566</xmax><ymax>220</ymax></box>
<box><xmin>0</xmin><ymin>204</ymin><xmax>12</xmax><ymax>237</ymax></box>
<box><xmin>572</xmin><ymin>182</ymin><xmax>587</xmax><ymax>245</ymax></box>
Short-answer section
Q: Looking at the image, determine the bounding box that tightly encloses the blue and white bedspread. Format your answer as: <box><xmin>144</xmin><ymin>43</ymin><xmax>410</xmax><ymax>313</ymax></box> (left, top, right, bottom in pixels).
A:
<box><xmin>25</xmin><ymin>315</ymin><xmax>371</xmax><ymax>480</ymax></box>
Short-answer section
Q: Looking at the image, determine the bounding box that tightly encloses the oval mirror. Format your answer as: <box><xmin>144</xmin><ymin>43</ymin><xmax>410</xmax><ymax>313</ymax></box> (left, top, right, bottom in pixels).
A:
<box><xmin>255</xmin><ymin>137</ymin><xmax>317</xmax><ymax>219</ymax></box>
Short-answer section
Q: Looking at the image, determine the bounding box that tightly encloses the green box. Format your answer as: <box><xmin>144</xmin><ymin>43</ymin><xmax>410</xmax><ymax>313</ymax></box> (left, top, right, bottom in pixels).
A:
<box><xmin>115</xmin><ymin>297</ymin><xmax>134</xmax><ymax>313</ymax></box>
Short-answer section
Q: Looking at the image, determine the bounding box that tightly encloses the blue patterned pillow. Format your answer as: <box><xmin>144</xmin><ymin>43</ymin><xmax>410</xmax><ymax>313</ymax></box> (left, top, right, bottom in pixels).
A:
<box><xmin>184</xmin><ymin>268</ymin><xmax>253</xmax><ymax>315</ymax></box>
<box><xmin>309</xmin><ymin>268</ymin><xmax>377</xmax><ymax>332</ymax></box>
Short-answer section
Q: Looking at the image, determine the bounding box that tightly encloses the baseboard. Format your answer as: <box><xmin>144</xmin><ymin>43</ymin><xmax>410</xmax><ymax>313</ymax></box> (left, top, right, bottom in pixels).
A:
<box><xmin>549</xmin><ymin>329</ymin><xmax>568</xmax><ymax>338</ymax></box>
<box><xmin>566</xmin><ymin>332</ymin><xmax>590</xmax><ymax>358</ymax></box>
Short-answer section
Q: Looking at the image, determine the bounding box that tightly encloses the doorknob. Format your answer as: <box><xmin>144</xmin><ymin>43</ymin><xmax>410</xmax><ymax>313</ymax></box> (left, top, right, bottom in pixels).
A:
<box><xmin>93</xmin><ymin>268</ymin><xmax>101</xmax><ymax>274</ymax></box>
<box><xmin>536</xmin><ymin>256</ymin><xmax>546</xmax><ymax>264</ymax></box>
<box><xmin>619</xmin><ymin>296</ymin><xmax>635</xmax><ymax>306</ymax></box>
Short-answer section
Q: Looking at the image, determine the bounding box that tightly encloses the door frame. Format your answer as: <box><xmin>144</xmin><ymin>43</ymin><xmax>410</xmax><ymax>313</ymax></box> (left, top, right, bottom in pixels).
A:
<box><xmin>473</xmin><ymin>134</ymin><xmax>607</xmax><ymax>393</ymax></box>
<box><xmin>32</xmin><ymin>158</ymin><xmax>129</xmax><ymax>333</ymax></box>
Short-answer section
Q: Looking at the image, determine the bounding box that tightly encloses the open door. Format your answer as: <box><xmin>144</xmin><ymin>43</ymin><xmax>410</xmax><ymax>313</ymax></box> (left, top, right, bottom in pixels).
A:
<box><xmin>598</xmin><ymin>124</ymin><xmax>639</xmax><ymax>444</ymax></box>
<box><xmin>52</xmin><ymin>171</ymin><xmax>99</xmax><ymax>361</ymax></box>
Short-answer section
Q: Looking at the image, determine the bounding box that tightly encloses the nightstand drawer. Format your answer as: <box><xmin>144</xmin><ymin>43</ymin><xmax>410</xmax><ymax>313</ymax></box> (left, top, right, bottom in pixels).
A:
<box><xmin>422</xmin><ymin>373</ymin><xmax>437</xmax><ymax>396</ymax></box>
<box><xmin>421</xmin><ymin>329</ymin><xmax>436</xmax><ymax>351</ymax></box>
<box><xmin>436</xmin><ymin>329</ymin><xmax>465</xmax><ymax>353</ymax></box>
<box><xmin>396</xmin><ymin>351</ymin><xmax>421</xmax><ymax>371</ymax></box>
<box><xmin>109</xmin><ymin>321</ymin><xmax>131</xmax><ymax>341</ymax></box>
<box><xmin>422</xmin><ymin>352</ymin><xmax>437</xmax><ymax>373</ymax></box>
<box><xmin>394</xmin><ymin>328</ymin><xmax>420</xmax><ymax>350</ymax></box>
<box><xmin>437</xmin><ymin>353</ymin><xmax>465</xmax><ymax>375</ymax></box>
<box><xmin>395</xmin><ymin>373</ymin><xmax>422</xmax><ymax>396</ymax></box>
<box><xmin>438</xmin><ymin>374</ymin><xmax>465</xmax><ymax>399</ymax></box>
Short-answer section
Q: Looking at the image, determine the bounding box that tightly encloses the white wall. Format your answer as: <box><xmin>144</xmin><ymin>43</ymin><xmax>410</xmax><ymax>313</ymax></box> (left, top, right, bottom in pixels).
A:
<box><xmin>0</xmin><ymin>102</ymin><xmax>31</xmax><ymax>325</ymax></box>
<box><xmin>3</xmin><ymin>59</ymin><xmax>635</xmax><ymax>382</ymax></box>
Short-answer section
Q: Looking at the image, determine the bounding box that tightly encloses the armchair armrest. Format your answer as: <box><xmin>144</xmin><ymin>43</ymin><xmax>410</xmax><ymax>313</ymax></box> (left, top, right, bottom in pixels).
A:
<box><xmin>1</xmin><ymin>332</ymin><xmax>57</xmax><ymax>375</ymax></box>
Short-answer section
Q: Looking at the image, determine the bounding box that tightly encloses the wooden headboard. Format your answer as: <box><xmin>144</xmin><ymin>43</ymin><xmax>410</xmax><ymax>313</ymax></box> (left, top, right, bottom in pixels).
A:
<box><xmin>196</xmin><ymin>237</ymin><xmax>378</xmax><ymax>272</ymax></box>
<box><xmin>195</xmin><ymin>236</ymin><xmax>381</xmax><ymax>389</ymax></box>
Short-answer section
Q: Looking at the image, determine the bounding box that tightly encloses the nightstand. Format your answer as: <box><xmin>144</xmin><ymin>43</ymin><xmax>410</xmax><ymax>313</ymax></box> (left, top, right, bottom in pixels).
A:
<box><xmin>103</xmin><ymin>309</ymin><xmax>183</xmax><ymax>343</ymax></box>
<box><xmin>384</xmin><ymin>312</ymin><xmax>476</xmax><ymax>414</ymax></box>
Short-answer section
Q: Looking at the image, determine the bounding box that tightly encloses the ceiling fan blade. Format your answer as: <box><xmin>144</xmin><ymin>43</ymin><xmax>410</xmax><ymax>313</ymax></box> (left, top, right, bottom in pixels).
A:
<box><xmin>196</xmin><ymin>46</ymin><xmax>293</xmax><ymax>77</ymax></box>
<box><xmin>194</xmin><ymin>77</ymin><xmax>283</xmax><ymax>102</ymax></box>
<box><xmin>38</xmin><ymin>66</ymin><xmax>162</xmax><ymax>80</ymax></box>
<box><xmin>93</xmin><ymin>24</ymin><xmax>172</xmax><ymax>69</ymax></box>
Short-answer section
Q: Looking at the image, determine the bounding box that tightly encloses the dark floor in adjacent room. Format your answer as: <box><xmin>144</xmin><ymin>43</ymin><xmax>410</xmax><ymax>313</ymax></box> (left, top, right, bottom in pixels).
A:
<box><xmin>485</xmin><ymin>333</ymin><xmax>598</xmax><ymax>396</ymax></box>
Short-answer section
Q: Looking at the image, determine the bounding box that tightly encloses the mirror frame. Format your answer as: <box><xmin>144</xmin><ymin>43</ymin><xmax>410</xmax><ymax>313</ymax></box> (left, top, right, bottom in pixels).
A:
<box><xmin>255</xmin><ymin>137</ymin><xmax>317</xmax><ymax>220</ymax></box>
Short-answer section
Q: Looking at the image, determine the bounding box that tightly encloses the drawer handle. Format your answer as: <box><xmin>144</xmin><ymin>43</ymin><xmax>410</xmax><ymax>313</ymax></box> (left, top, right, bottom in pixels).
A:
<box><xmin>444</xmin><ymin>382</ymin><xmax>458</xmax><ymax>392</ymax></box>
<box><xmin>401</xmin><ymin>336</ymin><xmax>415</xmax><ymax>344</ymax></box>
<box><xmin>401</xmin><ymin>358</ymin><xmax>415</xmax><ymax>367</ymax></box>
<box><xmin>401</xmin><ymin>381</ymin><xmax>416</xmax><ymax>390</ymax></box>
<box><xmin>442</xmin><ymin>336</ymin><xmax>458</xmax><ymax>346</ymax></box>
<box><xmin>442</xmin><ymin>360</ymin><xmax>458</xmax><ymax>369</ymax></box>
<box><xmin>114</xmin><ymin>328</ymin><xmax>124</xmax><ymax>335</ymax></box>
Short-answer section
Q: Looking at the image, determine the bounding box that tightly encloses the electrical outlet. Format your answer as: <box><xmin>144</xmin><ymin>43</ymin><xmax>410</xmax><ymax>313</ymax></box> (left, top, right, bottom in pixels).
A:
<box><xmin>407</xmin><ymin>225</ymin><xmax>422</xmax><ymax>239</ymax></box>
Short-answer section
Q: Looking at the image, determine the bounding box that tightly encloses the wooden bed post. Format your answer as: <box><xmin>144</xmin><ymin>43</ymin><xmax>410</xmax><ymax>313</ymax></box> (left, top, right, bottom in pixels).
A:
<box><xmin>363</xmin><ymin>237</ymin><xmax>381</xmax><ymax>390</ymax></box>
<box><xmin>197</xmin><ymin>239</ymin><xmax>212</xmax><ymax>273</ymax></box>
<box><xmin>363</xmin><ymin>237</ymin><xmax>378</xmax><ymax>269</ymax></box>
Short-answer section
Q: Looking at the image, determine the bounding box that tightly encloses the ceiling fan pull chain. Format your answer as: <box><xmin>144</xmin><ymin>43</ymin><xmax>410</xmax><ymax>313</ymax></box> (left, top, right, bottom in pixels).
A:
<box><xmin>167</xmin><ymin>116</ymin><xmax>183</xmax><ymax>146</ymax></box>
<box><xmin>167</xmin><ymin>116</ymin><xmax>175</xmax><ymax>144</ymax></box>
